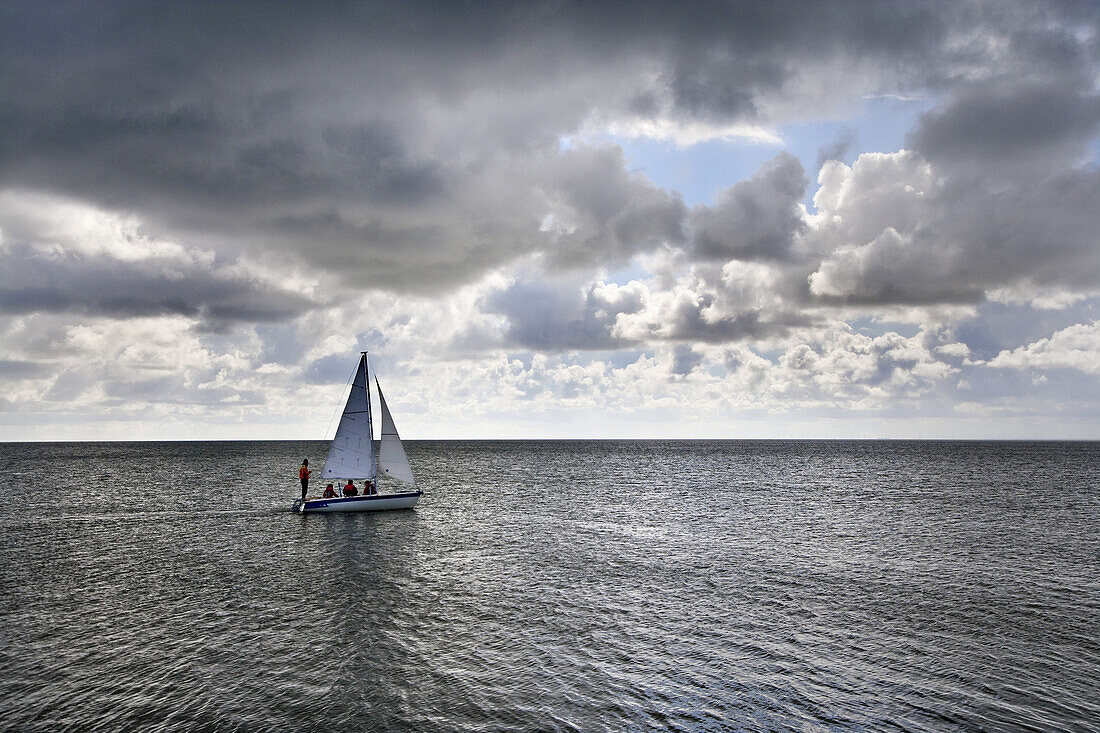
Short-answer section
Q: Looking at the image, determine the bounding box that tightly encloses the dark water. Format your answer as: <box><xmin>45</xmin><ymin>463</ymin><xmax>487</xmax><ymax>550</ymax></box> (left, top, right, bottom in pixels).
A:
<box><xmin>1</xmin><ymin>440</ymin><xmax>1097</xmax><ymax>732</ymax></box>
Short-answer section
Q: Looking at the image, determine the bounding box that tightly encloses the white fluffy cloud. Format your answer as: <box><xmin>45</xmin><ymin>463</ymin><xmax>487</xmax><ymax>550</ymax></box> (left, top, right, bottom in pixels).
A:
<box><xmin>987</xmin><ymin>322</ymin><xmax>1100</xmax><ymax>375</ymax></box>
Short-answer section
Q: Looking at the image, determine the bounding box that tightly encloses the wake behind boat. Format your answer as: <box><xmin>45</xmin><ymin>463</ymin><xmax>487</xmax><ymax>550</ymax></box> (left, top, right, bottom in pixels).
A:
<box><xmin>292</xmin><ymin>352</ymin><xmax>422</xmax><ymax>513</ymax></box>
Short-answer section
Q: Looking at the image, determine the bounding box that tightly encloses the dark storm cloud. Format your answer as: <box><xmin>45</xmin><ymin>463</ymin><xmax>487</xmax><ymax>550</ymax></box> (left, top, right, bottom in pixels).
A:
<box><xmin>0</xmin><ymin>2</ymin><xmax>1040</xmax><ymax>282</ymax></box>
<box><xmin>1</xmin><ymin>0</ymin><xmax>1098</xmax><ymax>327</ymax></box>
<box><xmin>909</xmin><ymin>79</ymin><xmax>1100</xmax><ymax>170</ymax></box>
<box><xmin>689</xmin><ymin>152</ymin><xmax>807</xmax><ymax>262</ymax></box>
<box><xmin>541</xmin><ymin>145</ymin><xmax>686</xmax><ymax>268</ymax></box>
<box><xmin>658</xmin><ymin>1</ymin><xmax>949</xmax><ymax>121</ymax></box>
<box><xmin>0</xmin><ymin>243</ymin><xmax>313</xmax><ymax>325</ymax></box>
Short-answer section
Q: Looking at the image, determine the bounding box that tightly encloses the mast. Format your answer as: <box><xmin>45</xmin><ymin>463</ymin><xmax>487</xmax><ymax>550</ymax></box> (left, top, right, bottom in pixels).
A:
<box><xmin>364</xmin><ymin>352</ymin><xmax>376</xmax><ymax>472</ymax></box>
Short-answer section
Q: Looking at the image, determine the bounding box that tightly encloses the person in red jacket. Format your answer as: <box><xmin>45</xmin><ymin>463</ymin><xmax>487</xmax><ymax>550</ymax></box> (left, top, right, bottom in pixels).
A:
<box><xmin>298</xmin><ymin>459</ymin><xmax>312</xmax><ymax>500</ymax></box>
<box><xmin>322</xmin><ymin>484</ymin><xmax>336</xmax><ymax>499</ymax></box>
<box><xmin>342</xmin><ymin>479</ymin><xmax>358</xmax><ymax>497</ymax></box>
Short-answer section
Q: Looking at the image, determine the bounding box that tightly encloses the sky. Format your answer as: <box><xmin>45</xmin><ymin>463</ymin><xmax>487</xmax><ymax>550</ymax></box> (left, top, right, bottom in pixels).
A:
<box><xmin>1</xmin><ymin>0</ymin><xmax>1099</xmax><ymax>440</ymax></box>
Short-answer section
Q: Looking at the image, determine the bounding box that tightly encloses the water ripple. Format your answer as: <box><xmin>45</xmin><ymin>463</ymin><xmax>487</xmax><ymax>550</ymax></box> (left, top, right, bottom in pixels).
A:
<box><xmin>1</xmin><ymin>440</ymin><xmax>1097</xmax><ymax>730</ymax></box>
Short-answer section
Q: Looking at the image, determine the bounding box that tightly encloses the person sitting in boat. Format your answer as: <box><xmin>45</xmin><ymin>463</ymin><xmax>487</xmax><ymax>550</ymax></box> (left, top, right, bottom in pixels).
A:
<box><xmin>366</xmin><ymin>480</ymin><xmax>377</xmax><ymax>495</ymax></box>
<box><xmin>342</xmin><ymin>480</ymin><xmax>358</xmax><ymax>496</ymax></box>
<box><xmin>322</xmin><ymin>483</ymin><xmax>337</xmax><ymax>499</ymax></box>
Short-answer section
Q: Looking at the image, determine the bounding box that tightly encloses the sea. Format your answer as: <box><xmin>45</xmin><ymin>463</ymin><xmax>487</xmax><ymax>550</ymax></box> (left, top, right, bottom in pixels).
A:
<box><xmin>0</xmin><ymin>440</ymin><xmax>1097</xmax><ymax>732</ymax></box>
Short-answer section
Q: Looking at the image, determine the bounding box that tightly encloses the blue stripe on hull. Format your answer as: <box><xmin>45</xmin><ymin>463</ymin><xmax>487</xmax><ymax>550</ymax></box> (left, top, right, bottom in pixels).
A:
<box><xmin>294</xmin><ymin>490</ymin><xmax>422</xmax><ymax>513</ymax></box>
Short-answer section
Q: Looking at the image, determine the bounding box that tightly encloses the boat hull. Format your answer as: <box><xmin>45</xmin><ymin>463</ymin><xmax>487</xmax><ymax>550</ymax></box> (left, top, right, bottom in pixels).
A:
<box><xmin>293</xmin><ymin>490</ymin><xmax>422</xmax><ymax>513</ymax></box>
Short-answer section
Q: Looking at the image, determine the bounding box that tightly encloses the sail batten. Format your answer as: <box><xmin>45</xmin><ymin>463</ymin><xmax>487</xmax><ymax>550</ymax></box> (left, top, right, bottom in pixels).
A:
<box><xmin>376</xmin><ymin>377</ymin><xmax>415</xmax><ymax>485</ymax></box>
<box><xmin>320</xmin><ymin>355</ymin><xmax>377</xmax><ymax>480</ymax></box>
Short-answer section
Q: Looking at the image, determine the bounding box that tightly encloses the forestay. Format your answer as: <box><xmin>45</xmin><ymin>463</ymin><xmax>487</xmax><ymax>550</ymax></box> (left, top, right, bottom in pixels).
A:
<box><xmin>320</xmin><ymin>355</ymin><xmax>376</xmax><ymax>480</ymax></box>
<box><xmin>376</xmin><ymin>377</ymin><xmax>415</xmax><ymax>485</ymax></box>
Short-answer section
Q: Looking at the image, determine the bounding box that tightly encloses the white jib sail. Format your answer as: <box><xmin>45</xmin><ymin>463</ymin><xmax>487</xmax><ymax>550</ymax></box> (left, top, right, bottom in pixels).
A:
<box><xmin>376</xmin><ymin>377</ymin><xmax>415</xmax><ymax>485</ymax></box>
<box><xmin>321</xmin><ymin>356</ymin><xmax>376</xmax><ymax>480</ymax></box>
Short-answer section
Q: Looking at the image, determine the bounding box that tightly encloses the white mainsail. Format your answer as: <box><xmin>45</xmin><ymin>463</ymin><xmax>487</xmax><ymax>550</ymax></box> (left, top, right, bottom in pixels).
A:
<box><xmin>320</xmin><ymin>355</ymin><xmax>377</xmax><ymax>480</ymax></box>
<box><xmin>376</xmin><ymin>377</ymin><xmax>415</xmax><ymax>485</ymax></box>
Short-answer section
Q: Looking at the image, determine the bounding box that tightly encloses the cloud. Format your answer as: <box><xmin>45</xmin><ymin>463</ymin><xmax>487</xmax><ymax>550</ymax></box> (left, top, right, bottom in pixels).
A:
<box><xmin>0</xmin><ymin>190</ymin><xmax>314</xmax><ymax>327</ymax></box>
<box><xmin>4</xmin><ymin>0</ymin><xmax>1093</xmax><ymax>295</ymax></box>
<box><xmin>598</xmin><ymin>117</ymin><xmax>782</xmax><ymax>147</ymax></box>
<box><xmin>816</xmin><ymin>127</ymin><xmax>857</xmax><ymax>170</ymax></box>
<box><xmin>670</xmin><ymin>344</ymin><xmax>703</xmax><ymax>375</ymax></box>
<box><xmin>481</xmin><ymin>276</ymin><xmax>645</xmax><ymax>351</ymax></box>
<box><xmin>909</xmin><ymin>78</ymin><xmax>1100</xmax><ymax>170</ymax></box>
<box><xmin>987</xmin><ymin>321</ymin><xmax>1100</xmax><ymax>375</ymax></box>
<box><xmin>1</xmin><ymin>1</ymin><xmax>1099</xmax><ymax>438</ymax></box>
<box><xmin>806</xmin><ymin>150</ymin><xmax>1100</xmax><ymax>306</ymax></box>
<box><xmin>474</xmin><ymin>247</ymin><xmax>816</xmax><ymax>352</ymax></box>
<box><xmin>658</xmin><ymin>293</ymin><xmax>798</xmax><ymax>343</ymax></box>
<box><xmin>0</xmin><ymin>359</ymin><xmax>46</xmax><ymax>379</ymax></box>
<box><xmin>690</xmin><ymin>152</ymin><xmax>808</xmax><ymax>262</ymax></box>
<box><xmin>538</xmin><ymin>145</ymin><xmax>686</xmax><ymax>269</ymax></box>
<box><xmin>770</xmin><ymin>325</ymin><xmax>958</xmax><ymax>406</ymax></box>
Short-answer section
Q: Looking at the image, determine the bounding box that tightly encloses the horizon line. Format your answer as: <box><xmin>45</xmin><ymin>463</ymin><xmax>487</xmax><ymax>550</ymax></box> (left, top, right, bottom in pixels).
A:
<box><xmin>1</xmin><ymin>437</ymin><xmax>1096</xmax><ymax>444</ymax></box>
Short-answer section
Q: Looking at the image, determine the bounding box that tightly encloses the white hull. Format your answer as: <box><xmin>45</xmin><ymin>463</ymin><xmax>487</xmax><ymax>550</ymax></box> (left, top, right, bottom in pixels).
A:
<box><xmin>294</xmin><ymin>490</ymin><xmax>421</xmax><ymax>513</ymax></box>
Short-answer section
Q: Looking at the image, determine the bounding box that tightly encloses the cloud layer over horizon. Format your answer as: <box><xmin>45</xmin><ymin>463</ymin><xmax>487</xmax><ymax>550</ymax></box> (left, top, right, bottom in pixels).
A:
<box><xmin>1</xmin><ymin>0</ymin><xmax>1098</xmax><ymax>439</ymax></box>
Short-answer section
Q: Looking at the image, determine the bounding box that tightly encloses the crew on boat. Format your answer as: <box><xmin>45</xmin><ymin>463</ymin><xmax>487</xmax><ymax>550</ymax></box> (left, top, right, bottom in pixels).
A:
<box><xmin>343</xmin><ymin>479</ymin><xmax>358</xmax><ymax>496</ymax></box>
<box><xmin>322</xmin><ymin>483</ymin><xmax>337</xmax><ymax>498</ymax></box>
<box><xmin>298</xmin><ymin>459</ymin><xmax>312</xmax><ymax>500</ymax></box>
<box><xmin>366</xmin><ymin>480</ymin><xmax>377</xmax><ymax>495</ymax></box>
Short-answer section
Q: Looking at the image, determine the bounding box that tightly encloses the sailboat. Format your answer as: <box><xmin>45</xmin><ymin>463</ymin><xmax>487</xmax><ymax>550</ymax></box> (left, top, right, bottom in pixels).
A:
<box><xmin>293</xmin><ymin>352</ymin><xmax>422</xmax><ymax>513</ymax></box>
